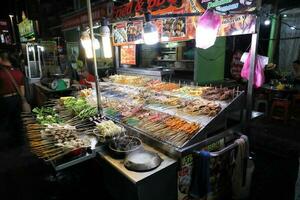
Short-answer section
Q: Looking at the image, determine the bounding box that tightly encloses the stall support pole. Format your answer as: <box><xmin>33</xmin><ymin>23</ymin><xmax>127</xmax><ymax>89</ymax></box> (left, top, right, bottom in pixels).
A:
<box><xmin>246</xmin><ymin>0</ymin><xmax>262</xmax><ymax>122</ymax></box>
<box><xmin>86</xmin><ymin>0</ymin><xmax>103</xmax><ymax>115</ymax></box>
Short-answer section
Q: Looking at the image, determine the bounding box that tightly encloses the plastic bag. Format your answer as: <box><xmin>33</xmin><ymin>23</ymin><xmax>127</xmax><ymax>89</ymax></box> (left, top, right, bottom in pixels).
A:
<box><xmin>196</xmin><ymin>10</ymin><xmax>221</xmax><ymax>49</ymax></box>
<box><xmin>241</xmin><ymin>53</ymin><xmax>265</xmax><ymax>88</ymax></box>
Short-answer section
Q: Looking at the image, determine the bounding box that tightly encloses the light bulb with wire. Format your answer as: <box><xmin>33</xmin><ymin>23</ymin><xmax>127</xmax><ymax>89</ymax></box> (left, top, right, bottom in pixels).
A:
<box><xmin>264</xmin><ymin>19</ymin><xmax>271</xmax><ymax>26</ymax></box>
<box><xmin>80</xmin><ymin>31</ymin><xmax>100</xmax><ymax>59</ymax></box>
<box><xmin>290</xmin><ymin>26</ymin><xmax>296</xmax><ymax>30</ymax></box>
<box><xmin>100</xmin><ymin>18</ymin><xmax>112</xmax><ymax>58</ymax></box>
<box><xmin>143</xmin><ymin>12</ymin><xmax>159</xmax><ymax>45</ymax></box>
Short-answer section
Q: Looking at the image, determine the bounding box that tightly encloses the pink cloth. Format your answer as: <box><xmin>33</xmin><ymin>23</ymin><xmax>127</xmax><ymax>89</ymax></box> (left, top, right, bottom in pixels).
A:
<box><xmin>241</xmin><ymin>53</ymin><xmax>265</xmax><ymax>88</ymax></box>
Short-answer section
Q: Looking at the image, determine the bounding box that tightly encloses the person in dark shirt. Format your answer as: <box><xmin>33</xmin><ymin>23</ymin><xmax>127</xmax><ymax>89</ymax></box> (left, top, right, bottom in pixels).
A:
<box><xmin>0</xmin><ymin>51</ymin><xmax>29</xmax><ymax>147</ymax></box>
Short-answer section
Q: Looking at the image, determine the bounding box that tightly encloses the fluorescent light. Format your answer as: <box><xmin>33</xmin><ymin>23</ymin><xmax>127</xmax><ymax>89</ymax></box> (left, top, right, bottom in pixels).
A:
<box><xmin>264</xmin><ymin>19</ymin><xmax>271</xmax><ymax>26</ymax></box>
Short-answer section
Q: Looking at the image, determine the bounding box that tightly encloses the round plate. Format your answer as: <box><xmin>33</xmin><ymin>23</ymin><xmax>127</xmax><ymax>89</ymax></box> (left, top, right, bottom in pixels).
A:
<box><xmin>124</xmin><ymin>150</ymin><xmax>162</xmax><ymax>172</ymax></box>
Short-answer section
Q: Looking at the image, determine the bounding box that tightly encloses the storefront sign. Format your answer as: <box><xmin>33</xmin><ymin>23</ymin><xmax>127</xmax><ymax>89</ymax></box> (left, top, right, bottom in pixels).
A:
<box><xmin>120</xmin><ymin>45</ymin><xmax>136</xmax><ymax>65</ymax></box>
<box><xmin>112</xmin><ymin>0</ymin><xmax>256</xmax><ymax>46</ymax></box>
<box><xmin>197</xmin><ymin>0</ymin><xmax>256</xmax><ymax>12</ymax></box>
<box><xmin>62</xmin><ymin>2</ymin><xmax>113</xmax><ymax>30</ymax></box>
<box><xmin>113</xmin><ymin>0</ymin><xmax>182</xmax><ymax>18</ymax></box>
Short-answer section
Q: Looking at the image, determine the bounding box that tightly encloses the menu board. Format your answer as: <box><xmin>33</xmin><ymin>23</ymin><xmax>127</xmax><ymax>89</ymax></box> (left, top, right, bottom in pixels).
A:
<box><xmin>120</xmin><ymin>45</ymin><xmax>136</xmax><ymax>65</ymax></box>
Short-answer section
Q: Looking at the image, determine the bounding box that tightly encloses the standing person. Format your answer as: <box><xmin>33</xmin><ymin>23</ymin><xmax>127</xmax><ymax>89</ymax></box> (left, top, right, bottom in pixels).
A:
<box><xmin>0</xmin><ymin>51</ymin><xmax>30</xmax><ymax>148</ymax></box>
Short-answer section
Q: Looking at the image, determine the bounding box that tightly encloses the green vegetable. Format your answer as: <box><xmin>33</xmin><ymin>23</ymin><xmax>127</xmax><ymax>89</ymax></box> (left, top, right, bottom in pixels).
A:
<box><xmin>32</xmin><ymin>107</ymin><xmax>63</xmax><ymax>125</ymax></box>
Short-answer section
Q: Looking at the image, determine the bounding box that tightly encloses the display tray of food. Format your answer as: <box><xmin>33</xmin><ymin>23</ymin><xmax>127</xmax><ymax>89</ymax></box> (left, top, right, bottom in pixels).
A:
<box><xmin>94</xmin><ymin>75</ymin><xmax>244</xmax><ymax>150</ymax></box>
<box><xmin>22</xmin><ymin>96</ymin><xmax>129</xmax><ymax>169</ymax></box>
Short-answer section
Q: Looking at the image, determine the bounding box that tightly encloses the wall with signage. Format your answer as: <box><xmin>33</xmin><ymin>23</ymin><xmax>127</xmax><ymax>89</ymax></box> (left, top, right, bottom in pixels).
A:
<box><xmin>112</xmin><ymin>0</ymin><xmax>256</xmax><ymax>46</ymax></box>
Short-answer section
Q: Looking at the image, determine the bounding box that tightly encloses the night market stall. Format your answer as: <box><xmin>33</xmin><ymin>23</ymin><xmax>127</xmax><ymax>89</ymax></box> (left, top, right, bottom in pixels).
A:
<box><xmin>22</xmin><ymin>0</ymin><xmax>264</xmax><ymax>200</ymax></box>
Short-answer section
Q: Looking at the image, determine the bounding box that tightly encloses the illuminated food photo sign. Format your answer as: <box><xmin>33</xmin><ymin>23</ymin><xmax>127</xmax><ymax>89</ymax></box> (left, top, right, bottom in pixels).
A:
<box><xmin>198</xmin><ymin>0</ymin><xmax>256</xmax><ymax>12</ymax></box>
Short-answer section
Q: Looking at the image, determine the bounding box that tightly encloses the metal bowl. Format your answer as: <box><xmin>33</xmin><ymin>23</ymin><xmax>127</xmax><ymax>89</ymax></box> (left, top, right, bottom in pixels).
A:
<box><xmin>108</xmin><ymin>136</ymin><xmax>142</xmax><ymax>159</ymax></box>
<box><xmin>124</xmin><ymin>150</ymin><xmax>162</xmax><ymax>172</ymax></box>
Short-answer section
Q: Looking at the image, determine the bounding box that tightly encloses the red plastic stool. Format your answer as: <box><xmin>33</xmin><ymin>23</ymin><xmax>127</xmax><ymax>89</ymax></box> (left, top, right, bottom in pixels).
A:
<box><xmin>270</xmin><ymin>99</ymin><xmax>290</xmax><ymax>123</ymax></box>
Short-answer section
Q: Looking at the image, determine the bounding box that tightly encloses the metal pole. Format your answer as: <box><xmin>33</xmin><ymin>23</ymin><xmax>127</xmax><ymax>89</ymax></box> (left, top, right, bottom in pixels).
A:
<box><xmin>9</xmin><ymin>15</ymin><xmax>16</xmax><ymax>45</ymax></box>
<box><xmin>246</xmin><ymin>0</ymin><xmax>262</xmax><ymax>121</ymax></box>
<box><xmin>86</xmin><ymin>0</ymin><xmax>103</xmax><ymax>115</ymax></box>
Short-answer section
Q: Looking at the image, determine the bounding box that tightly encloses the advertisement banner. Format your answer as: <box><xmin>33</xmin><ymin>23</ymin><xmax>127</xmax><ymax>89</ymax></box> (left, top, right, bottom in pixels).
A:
<box><xmin>197</xmin><ymin>0</ymin><xmax>256</xmax><ymax>12</ymax></box>
<box><xmin>112</xmin><ymin>0</ymin><xmax>256</xmax><ymax>46</ymax></box>
<box><xmin>112</xmin><ymin>22</ymin><xmax>128</xmax><ymax>44</ymax></box>
<box><xmin>120</xmin><ymin>45</ymin><xmax>136</xmax><ymax>65</ymax></box>
<box><xmin>127</xmin><ymin>20</ymin><xmax>143</xmax><ymax>43</ymax></box>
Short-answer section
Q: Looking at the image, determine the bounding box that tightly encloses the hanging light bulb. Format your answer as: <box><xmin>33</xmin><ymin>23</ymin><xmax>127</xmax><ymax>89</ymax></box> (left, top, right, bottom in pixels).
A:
<box><xmin>143</xmin><ymin>12</ymin><xmax>159</xmax><ymax>45</ymax></box>
<box><xmin>100</xmin><ymin>18</ymin><xmax>112</xmax><ymax>58</ymax></box>
<box><xmin>290</xmin><ymin>26</ymin><xmax>296</xmax><ymax>30</ymax></box>
<box><xmin>264</xmin><ymin>19</ymin><xmax>271</xmax><ymax>26</ymax></box>
<box><xmin>196</xmin><ymin>10</ymin><xmax>221</xmax><ymax>49</ymax></box>
<box><xmin>80</xmin><ymin>30</ymin><xmax>100</xmax><ymax>59</ymax></box>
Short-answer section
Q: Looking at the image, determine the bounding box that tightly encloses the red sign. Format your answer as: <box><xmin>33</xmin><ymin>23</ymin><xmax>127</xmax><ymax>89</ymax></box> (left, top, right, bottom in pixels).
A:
<box><xmin>113</xmin><ymin>0</ymin><xmax>182</xmax><ymax>18</ymax></box>
<box><xmin>62</xmin><ymin>2</ymin><xmax>113</xmax><ymax>30</ymax></box>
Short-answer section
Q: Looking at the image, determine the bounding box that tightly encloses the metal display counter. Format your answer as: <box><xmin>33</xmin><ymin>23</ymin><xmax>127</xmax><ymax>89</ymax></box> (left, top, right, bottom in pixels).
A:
<box><xmin>99</xmin><ymin>80</ymin><xmax>245</xmax><ymax>158</ymax></box>
<box><xmin>117</xmin><ymin>67</ymin><xmax>174</xmax><ymax>81</ymax></box>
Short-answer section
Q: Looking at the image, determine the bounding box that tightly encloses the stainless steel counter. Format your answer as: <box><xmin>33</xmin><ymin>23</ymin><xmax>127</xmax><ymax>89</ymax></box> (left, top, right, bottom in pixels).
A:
<box><xmin>117</xmin><ymin>67</ymin><xmax>174</xmax><ymax>81</ymax></box>
<box><xmin>96</xmin><ymin>143</ymin><xmax>178</xmax><ymax>200</ymax></box>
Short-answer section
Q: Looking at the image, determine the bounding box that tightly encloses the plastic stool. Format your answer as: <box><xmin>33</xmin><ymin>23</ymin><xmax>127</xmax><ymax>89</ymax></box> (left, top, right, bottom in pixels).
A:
<box><xmin>254</xmin><ymin>99</ymin><xmax>268</xmax><ymax>114</ymax></box>
<box><xmin>270</xmin><ymin>99</ymin><xmax>290</xmax><ymax>123</ymax></box>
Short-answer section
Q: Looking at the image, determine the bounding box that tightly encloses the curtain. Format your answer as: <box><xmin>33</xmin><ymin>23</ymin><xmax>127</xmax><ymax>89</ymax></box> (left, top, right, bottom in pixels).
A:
<box><xmin>279</xmin><ymin>12</ymin><xmax>300</xmax><ymax>72</ymax></box>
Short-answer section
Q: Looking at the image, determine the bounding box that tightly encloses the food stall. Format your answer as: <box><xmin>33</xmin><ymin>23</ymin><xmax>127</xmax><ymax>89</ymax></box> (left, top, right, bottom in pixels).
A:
<box><xmin>22</xmin><ymin>0</ymin><xmax>262</xmax><ymax>200</ymax></box>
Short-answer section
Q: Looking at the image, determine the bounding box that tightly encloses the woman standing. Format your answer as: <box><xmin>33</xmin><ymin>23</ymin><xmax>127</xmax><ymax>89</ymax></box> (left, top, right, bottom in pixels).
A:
<box><xmin>0</xmin><ymin>51</ymin><xmax>30</xmax><ymax>148</ymax></box>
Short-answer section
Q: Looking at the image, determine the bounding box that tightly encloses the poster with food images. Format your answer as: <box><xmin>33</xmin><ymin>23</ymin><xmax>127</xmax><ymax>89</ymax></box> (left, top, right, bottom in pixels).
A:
<box><xmin>127</xmin><ymin>20</ymin><xmax>143</xmax><ymax>43</ymax></box>
<box><xmin>112</xmin><ymin>22</ymin><xmax>127</xmax><ymax>44</ymax></box>
<box><xmin>218</xmin><ymin>14</ymin><xmax>256</xmax><ymax>36</ymax></box>
<box><xmin>162</xmin><ymin>17</ymin><xmax>186</xmax><ymax>40</ymax></box>
<box><xmin>120</xmin><ymin>45</ymin><xmax>136</xmax><ymax>65</ymax></box>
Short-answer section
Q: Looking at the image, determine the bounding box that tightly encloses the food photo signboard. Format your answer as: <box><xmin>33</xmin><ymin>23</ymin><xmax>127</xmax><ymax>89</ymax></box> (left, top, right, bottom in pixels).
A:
<box><xmin>112</xmin><ymin>0</ymin><xmax>257</xmax><ymax>46</ymax></box>
<box><xmin>120</xmin><ymin>45</ymin><xmax>136</xmax><ymax>65</ymax></box>
<box><xmin>127</xmin><ymin>20</ymin><xmax>143</xmax><ymax>43</ymax></box>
